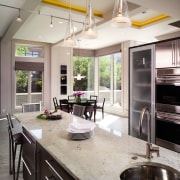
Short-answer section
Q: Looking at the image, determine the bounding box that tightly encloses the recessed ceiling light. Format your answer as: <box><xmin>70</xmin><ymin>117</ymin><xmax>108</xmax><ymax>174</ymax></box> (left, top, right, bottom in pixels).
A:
<box><xmin>59</xmin><ymin>20</ymin><xmax>63</xmax><ymax>24</ymax></box>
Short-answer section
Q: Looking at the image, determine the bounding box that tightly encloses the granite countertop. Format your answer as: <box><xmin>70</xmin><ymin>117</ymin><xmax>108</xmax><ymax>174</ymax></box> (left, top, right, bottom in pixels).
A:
<box><xmin>14</xmin><ymin>111</ymin><xmax>180</xmax><ymax>180</ymax></box>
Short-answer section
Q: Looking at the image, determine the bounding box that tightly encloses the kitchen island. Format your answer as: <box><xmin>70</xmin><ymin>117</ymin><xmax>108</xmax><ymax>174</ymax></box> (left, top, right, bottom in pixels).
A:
<box><xmin>14</xmin><ymin>111</ymin><xmax>180</xmax><ymax>180</ymax></box>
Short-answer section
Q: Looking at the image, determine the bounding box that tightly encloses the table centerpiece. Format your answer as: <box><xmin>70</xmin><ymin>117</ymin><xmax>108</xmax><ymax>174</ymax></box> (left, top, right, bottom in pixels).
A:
<box><xmin>73</xmin><ymin>91</ymin><xmax>84</xmax><ymax>103</ymax></box>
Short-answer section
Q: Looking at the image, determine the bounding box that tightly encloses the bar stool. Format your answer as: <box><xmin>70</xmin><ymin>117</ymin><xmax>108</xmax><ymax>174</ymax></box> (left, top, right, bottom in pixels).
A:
<box><xmin>6</xmin><ymin>113</ymin><xmax>23</xmax><ymax>180</ymax></box>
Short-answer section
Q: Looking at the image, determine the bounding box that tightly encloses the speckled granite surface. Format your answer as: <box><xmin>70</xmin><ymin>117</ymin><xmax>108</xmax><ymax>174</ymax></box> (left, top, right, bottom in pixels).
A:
<box><xmin>15</xmin><ymin>111</ymin><xmax>180</xmax><ymax>180</ymax></box>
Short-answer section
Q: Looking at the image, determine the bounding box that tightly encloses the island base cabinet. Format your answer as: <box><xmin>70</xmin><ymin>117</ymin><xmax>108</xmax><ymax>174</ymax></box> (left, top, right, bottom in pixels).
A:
<box><xmin>22</xmin><ymin>127</ymin><xmax>37</xmax><ymax>180</ymax></box>
<box><xmin>37</xmin><ymin>142</ymin><xmax>76</xmax><ymax>180</ymax></box>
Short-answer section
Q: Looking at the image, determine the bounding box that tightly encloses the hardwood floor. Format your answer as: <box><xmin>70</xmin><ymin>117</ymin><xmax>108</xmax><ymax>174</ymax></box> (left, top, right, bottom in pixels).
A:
<box><xmin>0</xmin><ymin>112</ymin><xmax>128</xmax><ymax>180</ymax></box>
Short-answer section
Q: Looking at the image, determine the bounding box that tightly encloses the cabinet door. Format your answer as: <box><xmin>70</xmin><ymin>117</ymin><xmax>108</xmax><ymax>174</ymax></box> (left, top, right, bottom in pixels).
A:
<box><xmin>129</xmin><ymin>44</ymin><xmax>155</xmax><ymax>143</ymax></box>
<box><xmin>37</xmin><ymin>143</ymin><xmax>76</xmax><ymax>180</ymax></box>
<box><xmin>156</xmin><ymin>39</ymin><xmax>180</xmax><ymax>68</ymax></box>
<box><xmin>22</xmin><ymin>127</ymin><xmax>37</xmax><ymax>180</ymax></box>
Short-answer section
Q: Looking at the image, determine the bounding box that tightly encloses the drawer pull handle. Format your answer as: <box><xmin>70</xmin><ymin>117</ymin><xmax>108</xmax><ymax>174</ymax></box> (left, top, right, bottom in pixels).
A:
<box><xmin>22</xmin><ymin>132</ymin><xmax>32</xmax><ymax>144</ymax></box>
<box><xmin>45</xmin><ymin>175</ymin><xmax>56</xmax><ymax>180</ymax></box>
<box><xmin>22</xmin><ymin>158</ymin><xmax>32</xmax><ymax>176</ymax></box>
<box><xmin>45</xmin><ymin>160</ymin><xmax>63</xmax><ymax>180</ymax></box>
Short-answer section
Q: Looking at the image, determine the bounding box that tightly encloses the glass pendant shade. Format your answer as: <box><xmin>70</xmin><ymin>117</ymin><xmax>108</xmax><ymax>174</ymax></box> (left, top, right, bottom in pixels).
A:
<box><xmin>111</xmin><ymin>0</ymin><xmax>131</xmax><ymax>28</ymax></box>
<box><xmin>81</xmin><ymin>0</ymin><xmax>97</xmax><ymax>39</ymax></box>
<box><xmin>62</xmin><ymin>14</ymin><xmax>77</xmax><ymax>47</ymax></box>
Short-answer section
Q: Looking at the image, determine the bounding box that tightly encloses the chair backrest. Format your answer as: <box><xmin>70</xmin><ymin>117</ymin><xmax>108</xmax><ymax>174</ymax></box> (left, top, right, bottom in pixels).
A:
<box><xmin>90</xmin><ymin>95</ymin><xmax>98</xmax><ymax>101</ymax></box>
<box><xmin>102</xmin><ymin>98</ymin><xmax>105</xmax><ymax>107</ymax></box>
<box><xmin>6</xmin><ymin>113</ymin><xmax>22</xmax><ymax>131</ymax></box>
<box><xmin>73</xmin><ymin>105</ymin><xmax>85</xmax><ymax>118</ymax></box>
<box><xmin>96</xmin><ymin>98</ymin><xmax>105</xmax><ymax>108</ymax></box>
<box><xmin>53</xmin><ymin>97</ymin><xmax>59</xmax><ymax>109</ymax></box>
<box><xmin>59</xmin><ymin>99</ymin><xmax>68</xmax><ymax>105</ymax></box>
<box><xmin>22</xmin><ymin>102</ymin><xmax>41</xmax><ymax>112</ymax></box>
<box><xmin>86</xmin><ymin>100</ymin><xmax>97</xmax><ymax>111</ymax></box>
<box><xmin>6</xmin><ymin>113</ymin><xmax>14</xmax><ymax>129</ymax></box>
<box><xmin>59</xmin><ymin>99</ymin><xmax>70</xmax><ymax>112</ymax></box>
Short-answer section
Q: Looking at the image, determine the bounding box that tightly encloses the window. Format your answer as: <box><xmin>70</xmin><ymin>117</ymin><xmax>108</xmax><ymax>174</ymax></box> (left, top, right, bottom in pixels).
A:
<box><xmin>16</xmin><ymin>70</ymin><xmax>42</xmax><ymax>106</ymax></box>
<box><xmin>15</xmin><ymin>44</ymin><xmax>44</xmax><ymax>57</ymax></box>
<box><xmin>73</xmin><ymin>51</ymin><xmax>122</xmax><ymax>106</ymax></box>
<box><xmin>14</xmin><ymin>43</ymin><xmax>44</xmax><ymax>107</ymax></box>
<box><xmin>73</xmin><ymin>56</ymin><xmax>95</xmax><ymax>96</ymax></box>
<box><xmin>99</xmin><ymin>55</ymin><xmax>111</xmax><ymax>102</ymax></box>
<box><xmin>98</xmin><ymin>52</ymin><xmax>122</xmax><ymax>106</ymax></box>
<box><xmin>113</xmin><ymin>53</ymin><xmax>122</xmax><ymax>106</ymax></box>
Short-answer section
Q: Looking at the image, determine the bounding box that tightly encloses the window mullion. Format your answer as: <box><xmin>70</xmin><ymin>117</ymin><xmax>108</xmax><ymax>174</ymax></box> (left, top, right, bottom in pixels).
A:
<box><xmin>110</xmin><ymin>55</ymin><xmax>114</xmax><ymax>105</ymax></box>
<box><xmin>28</xmin><ymin>72</ymin><xmax>32</xmax><ymax>103</ymax></box>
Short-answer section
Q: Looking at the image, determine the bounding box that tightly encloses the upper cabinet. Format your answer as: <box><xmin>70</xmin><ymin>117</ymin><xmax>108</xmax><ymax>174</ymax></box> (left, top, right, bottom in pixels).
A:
<box><xmin>155</xmin><ymin>38</ymin><xmax>180</xmax><ymax>68</ymax></box>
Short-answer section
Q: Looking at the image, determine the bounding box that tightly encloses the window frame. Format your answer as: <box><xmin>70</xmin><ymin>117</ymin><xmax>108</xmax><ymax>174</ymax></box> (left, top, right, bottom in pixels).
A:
<box><xmin>13</xmin><ymin>42</ymin><xmax>46</xmax><ymax>111</ymax></box>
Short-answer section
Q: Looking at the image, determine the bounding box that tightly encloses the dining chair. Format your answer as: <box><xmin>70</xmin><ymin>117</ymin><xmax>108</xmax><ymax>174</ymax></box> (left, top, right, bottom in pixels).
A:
<box><xmin>73</xmin><ymin>104</ymin><xmax>86</xmax><ymax>118</ymax></box>
<box><xmin>90</xmin><ymin>95</ymin><xmax>98</xmax><ymax>101</ymax></box>
<box><xmin>85</xmin><ymin>100</ymin><xmax>97</xmax><ymax>122</ymax></box>
<box><xmin>22</xmin><ymin>102</ymin><xmax>41</xmax><ymax>112</ymax></box>
<box><xmin>59</xmin><ymin>99</ymin><xmax>73</xmax><ymax>113</ymax></box>
<box><xmin>53</xmin><ymin>97</ymin><xmax>61</xmax><ymax>110</ymax></box>
<box><xmin>6</xmin><ymin>113</ymin><xmax>23</xmax><ymax>180</ymax></box>
<box><xmin>96</xmin><ymin>98</ymin><xmax>105</xmax><ymax>119</ymax></box>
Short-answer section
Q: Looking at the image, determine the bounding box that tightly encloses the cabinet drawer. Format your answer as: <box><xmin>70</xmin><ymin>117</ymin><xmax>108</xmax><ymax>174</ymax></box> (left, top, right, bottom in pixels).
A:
<box><xmin>22</xmin><ymin>127</ymin><xmax>36</xmax><ymax>164</ymax></box>
<box><xmin>22</xmin><ymin>157</ymin><xmax>36</xmax><ymax>180</ymax></box>
<box><xmin>37</xmin><ymin>143</ymin><xmax>76</xmax><ymax>180</ymax></box>
<box><xmin>22</xmin><ymin>127</ymin><xmax>37</xmax><ymax>179</ymax></box>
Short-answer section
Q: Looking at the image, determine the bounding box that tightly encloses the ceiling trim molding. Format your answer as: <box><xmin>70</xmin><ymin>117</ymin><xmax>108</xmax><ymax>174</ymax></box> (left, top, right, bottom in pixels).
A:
<box><xmin>42</xmin><ymin>0</ymin><xmax>103</xmax><ymax>18</ymax></box>
<box><xmin>132</xmin><ymin>14</ymin><xmax>170</xmax><ymax>28</ymax></box>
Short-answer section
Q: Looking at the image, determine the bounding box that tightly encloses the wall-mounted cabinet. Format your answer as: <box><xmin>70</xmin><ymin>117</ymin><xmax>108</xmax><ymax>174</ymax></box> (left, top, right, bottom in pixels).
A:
<box><xmin>129</xmin><ymin>44</ymin><xmax>155</xmax><ymax>143</ymax></box>
<box><xmin>156</xmin><ymin>38</ymin><xmax>180</xmax><ymax>68</ymax></box>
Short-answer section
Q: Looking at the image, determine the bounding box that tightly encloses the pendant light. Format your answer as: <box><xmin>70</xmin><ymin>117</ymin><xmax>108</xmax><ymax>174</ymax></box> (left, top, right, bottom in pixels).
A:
<box><xmin>62</xmin><ymin>0</ymin><xmax>77</xmax><ymax>47</ymax></box>
<box><xmin>50</xmin><ymin>16</ymin><xmax>53</xmax><ymax>27</ymax></box>
<box><xmin>111</xmin><ymin>0</ymin><xmax>131</xmax><ymax>28</ymax></box>
<box><xmin>16</xmin><ymin>8</ymin><xmax>22</xmax><ymax>22</ymax></box>
<box><xmin>81</xmin><ymin>0</ymin><xmax>97</xmax><ymax>39</ymax></box>
<box><xmin>74</xmin><ymin>40</ymin><xmax>86</xmax><ymax>80</ymax></box>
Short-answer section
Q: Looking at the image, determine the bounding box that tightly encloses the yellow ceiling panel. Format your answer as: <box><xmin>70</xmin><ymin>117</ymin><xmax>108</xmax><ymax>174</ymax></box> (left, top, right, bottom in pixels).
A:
<box><xmin>132</xmin><ymin>14</ymin><xmax>170</xmax><ymax>28</ymax></box>
<box><xmin>42</xmin><ymin>0</ymin><xmax>103</xmax><ymax>18</ymax></box>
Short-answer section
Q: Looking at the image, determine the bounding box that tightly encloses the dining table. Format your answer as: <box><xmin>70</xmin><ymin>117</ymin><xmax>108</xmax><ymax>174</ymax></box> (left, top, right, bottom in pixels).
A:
<box><xmin>68</xmin><ymin>98</ymin><xmax>96</xmax><ymax>120</ymax></box>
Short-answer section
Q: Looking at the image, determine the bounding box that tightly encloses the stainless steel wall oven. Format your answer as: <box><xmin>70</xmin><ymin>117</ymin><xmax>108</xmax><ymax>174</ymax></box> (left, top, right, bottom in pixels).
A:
<box><xmin>156</xmin><ymin>68</ymin><xmax>180</xmax><ymax>152</ymax></box>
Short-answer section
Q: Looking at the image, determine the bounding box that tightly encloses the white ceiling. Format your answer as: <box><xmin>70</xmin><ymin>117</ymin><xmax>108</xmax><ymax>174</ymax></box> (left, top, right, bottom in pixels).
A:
<box><xmin>0</xmin><ymin>0</ymin><xmax>180</xmax><ymax>49</ymax></box>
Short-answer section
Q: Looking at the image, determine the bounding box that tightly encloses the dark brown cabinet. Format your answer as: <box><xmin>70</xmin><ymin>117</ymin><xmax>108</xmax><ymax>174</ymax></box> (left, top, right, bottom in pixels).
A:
<box><xmin>37</xmin><ymin>143</ymin><xmax>76</xmax><ymax>180</ymax></box>
<box><xmin>22</xmin><ymin>127</ymin><xmax>77</xmax><ymax>180</ymax></box>
<box><xmin>22</xmin><ymin>127</ymin><xmax>37</xmax><ymax>180</ymax></box>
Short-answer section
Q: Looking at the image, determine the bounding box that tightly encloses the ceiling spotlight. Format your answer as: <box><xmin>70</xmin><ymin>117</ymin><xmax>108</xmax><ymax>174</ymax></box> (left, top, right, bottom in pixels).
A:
<box><xmin>111</xmin><ymin>0</ymin><xmax>131</xmax><ymax>28</ymax></box>
<box><xmin>16</xmin><ymin>8</ymin><xmax>22</xmax><ymax>22</ymax></box>
<box><xmin>50</xmin><ymin>16</ymin><xmax>53</xmax><ymax>27</ymax></box>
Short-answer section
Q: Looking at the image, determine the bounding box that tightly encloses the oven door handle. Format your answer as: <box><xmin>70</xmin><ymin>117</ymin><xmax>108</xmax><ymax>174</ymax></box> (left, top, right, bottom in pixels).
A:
<box><xmin>156</xmin><ymin>115</ymin><xmax>180</xmax><ymax>125</ymax></box>
<box><xmin>156</xmin><ymin>77</ymin><xmax>180</xmax><ymax>83</ymax></box>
